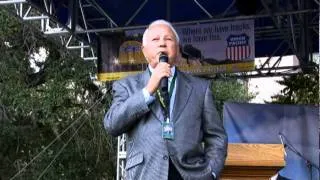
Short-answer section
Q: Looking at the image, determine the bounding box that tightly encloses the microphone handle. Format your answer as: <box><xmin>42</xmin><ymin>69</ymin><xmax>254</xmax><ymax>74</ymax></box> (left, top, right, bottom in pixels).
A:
<box><xmin>159</xmin><ymin>54</ymin><xmax>168</xmax><ymax>93</ymax></box>
<box><xmin>160</xmin><ymin>77</ymin><xmax>168</xmax><ymax>92</ymax></box>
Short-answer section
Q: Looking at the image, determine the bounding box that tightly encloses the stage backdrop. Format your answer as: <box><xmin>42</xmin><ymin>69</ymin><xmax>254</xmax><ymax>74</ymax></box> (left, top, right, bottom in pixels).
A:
<box><xmin>98</xmin><ymin>20</ymin><xmax>254</xmax><ymax>81</ymax></box>
<box><xmin>223</xmin><ymin>102</ymin><xmax>319</xmax><ymax>180</ymax></box>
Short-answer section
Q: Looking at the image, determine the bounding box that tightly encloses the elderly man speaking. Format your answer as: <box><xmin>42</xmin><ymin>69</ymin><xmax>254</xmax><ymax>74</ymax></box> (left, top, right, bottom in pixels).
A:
<box><xmin>104</xmin><ymin>19</ymin><xmax>228</xmax><ymax>180</ymax></box>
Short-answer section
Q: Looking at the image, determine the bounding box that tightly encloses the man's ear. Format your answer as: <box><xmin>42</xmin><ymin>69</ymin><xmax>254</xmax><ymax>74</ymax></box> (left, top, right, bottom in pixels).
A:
<box><xmin>177</xmin><ymin>45</ymin><xmax>182</xmax><ymax>56</ymax></box>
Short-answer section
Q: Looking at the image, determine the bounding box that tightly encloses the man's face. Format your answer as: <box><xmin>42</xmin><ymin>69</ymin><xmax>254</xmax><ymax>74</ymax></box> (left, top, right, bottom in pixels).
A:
<box><xmin>142</xmin><ymin>24</ymin><xmax>180</xmax><ymax>68</ymax></box>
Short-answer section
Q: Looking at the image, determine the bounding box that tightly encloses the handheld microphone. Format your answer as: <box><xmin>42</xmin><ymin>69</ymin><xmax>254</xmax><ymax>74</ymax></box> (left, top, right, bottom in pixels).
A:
<box><xmin>159</xmin><ymin>53</ymin><xmax>168</xmax><ymax>93</ymax></box>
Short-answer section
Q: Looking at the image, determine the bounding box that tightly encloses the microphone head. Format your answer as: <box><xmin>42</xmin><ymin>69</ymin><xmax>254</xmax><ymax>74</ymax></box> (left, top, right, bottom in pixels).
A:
<box><xmin>159</xmin><ymin>52</ymin><xmax>168</xmax><ymax>63</ymax></box>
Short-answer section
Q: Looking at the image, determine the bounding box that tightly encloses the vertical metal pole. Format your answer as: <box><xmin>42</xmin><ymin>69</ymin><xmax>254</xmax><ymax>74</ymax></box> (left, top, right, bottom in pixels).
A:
<box><xmin>300</xmin><ymin>0</ymin><xmax>312</xmax><ymax>70</ymax></box>
<box><xmin>80</xmin><ymin>41</ymin><xmax>84</xmax><ymax>58</ymax></box>
<box><xmin>289</xmin><ymin>15</ymin><xmax>297</xmax><ymax>52</ymax></box>
<box><xmin>116</xmin><ymin>136</ymin><xmax>121</xmax><ymax>180</ymax></box>
<box><xmin>19</xmin><ymin>3</ymin><xmax>23</xmax><ymax>17</ymax></box>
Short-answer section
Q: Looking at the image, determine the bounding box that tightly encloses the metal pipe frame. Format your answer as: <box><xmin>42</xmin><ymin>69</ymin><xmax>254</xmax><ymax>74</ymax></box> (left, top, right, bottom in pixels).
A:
<box><xmin>117</xmin><ymin>134</ymin><xmax>127</xmax><ymax>180</ymax></box>
<box><xmin>0</xmin><ymin>0</ymin><xmax>26</xmax><ymax>4</ymax></box>
<box><xmin>85</xmin><ymin>0</ymin><xmax>118</xmax><ymax>27</ymax></box>
<box><xmin>259</xmin><ymin>0</ymin><xmax>314</xmax><ymax>70</ymax></box>
<box><xmin>0</xmin><ymin>0</ymin><xmax>97</xmax><ymax>61</ymax></box>
<box><xmin>194</xmin><ymin>0</ymin><xmax>213</xmax><ymax>18</ymax></box>
<box><xmin>125</xmin><ymin>0</ymin><xmax>148</xmax><ymax>26</ymax></box>
<box><xmin>221</xmin><ymin>0</ymin><xmax>236</xmax><ymax>18</ymax></box>
<box><xmin>0</xmin><ymin>0</ymin><xmax>317</xmax><ymax>66</ymax></box>
<box><xmin>39</xmin><ymin>9</ymin><xmax>319</xmax><ymax>35</ymax></box>
<box><xmin>32</xmin><ymin>0</ymin><xmax>318</xmax><ymax>76</ymax></box>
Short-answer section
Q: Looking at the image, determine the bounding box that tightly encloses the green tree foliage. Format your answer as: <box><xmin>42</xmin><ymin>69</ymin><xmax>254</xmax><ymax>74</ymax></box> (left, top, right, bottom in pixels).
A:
<box><xmin>271</xmin><ymin>63</ymin><xmax>319</xmax><ymax>105</ymax></box>
<box><xmin>0</xmin><ymin>9</ymin><xmax>116</xmax><ymax>179</ymax></box>
<box><xmin>211</xmin><ymin>78</ymin><xmax>256</xmax><ymax>118</ymax></box>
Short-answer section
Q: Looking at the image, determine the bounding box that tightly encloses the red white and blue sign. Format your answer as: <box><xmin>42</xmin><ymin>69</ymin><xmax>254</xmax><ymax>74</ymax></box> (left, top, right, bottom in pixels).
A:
<box><xmin>226</xmin><ymin>34</ymin><xmax>251</xmax><ymax>61</ymax></box>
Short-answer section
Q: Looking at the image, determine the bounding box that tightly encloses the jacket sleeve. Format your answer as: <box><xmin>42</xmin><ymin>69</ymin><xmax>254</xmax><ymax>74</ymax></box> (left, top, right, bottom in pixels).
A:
<box><xmin>202</xmin><ymin>82</ymin><xmax>228</xmax><ymax>178</ymax></box>
<box><xmin>104</xmin><ymin>80</ymin><xmax>150</xmax><ymax>137</ymax></box>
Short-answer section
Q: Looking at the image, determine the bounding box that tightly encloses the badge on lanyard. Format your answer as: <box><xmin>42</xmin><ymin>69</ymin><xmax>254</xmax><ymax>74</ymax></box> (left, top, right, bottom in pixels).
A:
<box><xmin>162</xmin><ymin>118</ymin><xmax>174</xmax><ymax>140</ymax></box>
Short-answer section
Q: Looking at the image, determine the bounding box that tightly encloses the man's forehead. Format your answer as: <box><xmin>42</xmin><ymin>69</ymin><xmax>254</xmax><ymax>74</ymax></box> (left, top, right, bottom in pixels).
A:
<box><xmin>147</xmin><ymin>24</ymin><xmax>174</xmax><ymax>35</ymax></box>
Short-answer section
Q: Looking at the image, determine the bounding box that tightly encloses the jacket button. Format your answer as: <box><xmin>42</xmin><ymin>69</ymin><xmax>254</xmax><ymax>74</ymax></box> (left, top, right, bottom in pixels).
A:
<box><xmin>163</xmin><ymin>155</ymin><xmax>168</xmax><ymax>160</ymax></box>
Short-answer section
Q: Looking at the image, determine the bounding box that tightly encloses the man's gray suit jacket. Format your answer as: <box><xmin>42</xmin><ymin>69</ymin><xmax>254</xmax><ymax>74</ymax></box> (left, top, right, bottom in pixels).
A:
<box><xmin>104</xmin><ymin>69</ymin><xmax>228</xmax><ymax>180</ymax></box>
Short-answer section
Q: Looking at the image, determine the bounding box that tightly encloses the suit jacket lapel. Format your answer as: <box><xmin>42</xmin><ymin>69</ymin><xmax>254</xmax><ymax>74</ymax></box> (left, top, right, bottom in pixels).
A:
<box><xmin>172</xmin><ymin>70</ymin><xmax>192</xmax><ymax>123</ymax></box>
<box><xmin>139</xmin><ymin>69</ymin><xmax>163</xmax><ymax>122</ymax></box>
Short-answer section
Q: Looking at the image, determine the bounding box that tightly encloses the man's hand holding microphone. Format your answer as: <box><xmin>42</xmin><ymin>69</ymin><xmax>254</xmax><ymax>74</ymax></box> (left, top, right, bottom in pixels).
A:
<box><xmin>145</xmin><ymin>53</ymin><xmax>171</xmax><ymax>95</ymax></box>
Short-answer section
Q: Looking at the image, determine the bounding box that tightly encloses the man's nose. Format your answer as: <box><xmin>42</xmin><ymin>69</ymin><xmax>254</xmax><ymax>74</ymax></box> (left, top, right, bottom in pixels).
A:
<box><xmin>159</xmin><ymin>39</ymin><xmax>167</xmax><ymax>47</ymax></box>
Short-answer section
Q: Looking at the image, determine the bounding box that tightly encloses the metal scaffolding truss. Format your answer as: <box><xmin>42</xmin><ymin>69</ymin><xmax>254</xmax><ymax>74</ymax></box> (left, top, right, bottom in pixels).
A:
<box><xmin>0</xmin><ymin>0</ymin><xmax>318</xmax><ymax>78</ymax></box>
<box><xmin>117</xmin><ymin>134</ymin><xmax>127</xmax><ymax>180</ymax></box>
<box><xmin>0</xmin><ymin>0</ymin><xmax>97</xmax><ymax>61</ymax></box>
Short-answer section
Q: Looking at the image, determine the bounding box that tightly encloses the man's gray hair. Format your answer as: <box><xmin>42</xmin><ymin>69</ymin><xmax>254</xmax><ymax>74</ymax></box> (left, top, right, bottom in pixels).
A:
<box><xmin>142</xmin><ymin>19</ymin><xmax>180</xmax><ymax>46</ymax></box>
